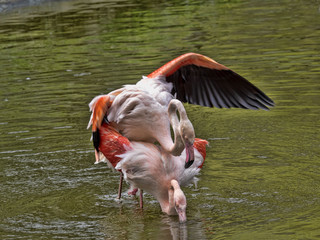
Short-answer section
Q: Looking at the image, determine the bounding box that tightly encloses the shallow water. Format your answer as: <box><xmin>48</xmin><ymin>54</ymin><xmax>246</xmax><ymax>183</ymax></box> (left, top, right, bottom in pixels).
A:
<box><xmin>0</xmin><ymin>0</ymin><xmax>319</xmax><ymax>239</ymax></box>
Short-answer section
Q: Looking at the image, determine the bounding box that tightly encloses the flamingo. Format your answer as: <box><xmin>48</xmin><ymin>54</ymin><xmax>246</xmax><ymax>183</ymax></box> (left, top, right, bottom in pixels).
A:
<box><xmin>116</xmin><ymin>136</ymin><xmax>208</xmax><ymax>223</ymax></box>
<box><xmin>96</xmin><ymin>106</ymin><xmax>208</xmax><ymax>223</ymax></box>
<box><xmin>87</xmin><ymin>52</ymin><xmax>274</xmax><ymax>198</ymax></box>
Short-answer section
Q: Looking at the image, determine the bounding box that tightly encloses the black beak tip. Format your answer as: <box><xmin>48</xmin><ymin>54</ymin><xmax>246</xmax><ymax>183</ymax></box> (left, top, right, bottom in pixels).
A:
<box><xmin>185</xmin><ymin>160</ymin><xmax>194</xmax><ymax>169</ymax></box>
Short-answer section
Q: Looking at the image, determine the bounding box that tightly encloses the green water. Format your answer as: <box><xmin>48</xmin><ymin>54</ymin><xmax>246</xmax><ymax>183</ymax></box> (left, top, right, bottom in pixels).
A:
<box><xmin>0</xmin><ymin>0</ymin><xmax>319</xmax><ymax>239</ymax></box>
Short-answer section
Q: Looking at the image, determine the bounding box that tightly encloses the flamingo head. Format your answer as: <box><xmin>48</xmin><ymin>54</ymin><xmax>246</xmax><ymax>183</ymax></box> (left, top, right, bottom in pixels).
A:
<box><xmin>174</xmin><ymin>190</ymin><xmax>187</xmax><ymax>223</ymax></box>
<box><xmin>171</xmin><ymin>180</ymin><xmax>187</xmax><ymax>223</ymax></box>
<box><xmin>180</xmin><ymin>120</ymin><xmax>195</xmax><ymax>169</ymax></box>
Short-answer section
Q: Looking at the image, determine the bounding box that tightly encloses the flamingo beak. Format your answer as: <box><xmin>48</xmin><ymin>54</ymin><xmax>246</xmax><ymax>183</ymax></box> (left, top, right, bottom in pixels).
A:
<box><xmin>178</xmin><ymin>210</ymin><xmax>187</xmax><ymax>223</ymax></box>
<box><xmin>185</xmin><ymin>142</ymin><xmax>194</xmax><ymax>169</ymax></box>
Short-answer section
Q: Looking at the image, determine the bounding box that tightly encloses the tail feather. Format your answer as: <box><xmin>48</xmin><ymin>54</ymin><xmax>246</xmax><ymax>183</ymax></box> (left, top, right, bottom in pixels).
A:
<box><xmin>87</xmin><ymin>90</ymin><xmax>124</xmax><ymax>162</ymax></box>
<box><xmin>88</xmin><ymin>88</ymin><xmax>124</xmax><ymax>130</ymax></box>
<box><xmin>88</xmin><ymin>95</ymin><xmax>112</xmax><ymax>131</ymax></box>
<box><xmin>194</xmin><ymin>138</ymin><xmax>209</xmax><ymax>169</ymax></box>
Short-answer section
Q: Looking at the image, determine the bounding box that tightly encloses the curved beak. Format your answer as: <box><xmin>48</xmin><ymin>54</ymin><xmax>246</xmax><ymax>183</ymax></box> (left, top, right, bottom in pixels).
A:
<box><xmin>184</xmin><ymin>142</ymin><xmax>194</xmax><ymax>169</ymax></box>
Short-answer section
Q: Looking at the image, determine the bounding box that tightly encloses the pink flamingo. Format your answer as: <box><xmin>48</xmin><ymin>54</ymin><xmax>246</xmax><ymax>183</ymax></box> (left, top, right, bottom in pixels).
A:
<box><xmin>96</xmin><ymin>107</ymin><xmax>208</xmax><ymax>223</ymax></box>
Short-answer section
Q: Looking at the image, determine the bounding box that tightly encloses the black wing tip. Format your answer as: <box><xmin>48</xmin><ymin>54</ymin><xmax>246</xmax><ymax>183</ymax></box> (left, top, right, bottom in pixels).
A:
<box><xmin>167</xmin><ymin>64</ymin><xmax>275</xmax><ymax>111</ymax></box>
<box><xmin>252</xmin><ymin>92</ymin><xmax>275</xmax><ymax>110</ymax></box>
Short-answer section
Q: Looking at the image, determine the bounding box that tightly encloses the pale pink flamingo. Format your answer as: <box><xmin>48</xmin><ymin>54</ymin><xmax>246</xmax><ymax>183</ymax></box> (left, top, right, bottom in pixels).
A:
<box><xmin>96</xmin><ymin>107</ymin><xmax>208</xmax><ymax>223</ymax></box>
<box><xmin>115</xmin><ymin>137</ymin><xmax>208</xmax><ymax>223</ymax></box>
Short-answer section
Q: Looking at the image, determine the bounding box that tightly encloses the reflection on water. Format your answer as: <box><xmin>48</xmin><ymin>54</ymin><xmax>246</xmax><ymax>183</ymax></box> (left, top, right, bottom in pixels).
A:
<box><xmin>0</xmin><ymin>0</ymin><xmax>319</xmax><ymax>239</ymax></box>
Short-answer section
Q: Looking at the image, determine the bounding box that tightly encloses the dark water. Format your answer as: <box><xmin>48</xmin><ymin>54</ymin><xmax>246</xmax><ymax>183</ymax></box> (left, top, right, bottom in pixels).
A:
<box><xmin>0</xmin><ymin>0</ymin><xmax>319</xmax><ymax>239</ymax></box>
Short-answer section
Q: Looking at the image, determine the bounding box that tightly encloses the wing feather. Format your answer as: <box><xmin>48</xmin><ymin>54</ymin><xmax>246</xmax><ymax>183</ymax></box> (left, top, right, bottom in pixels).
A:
<box><xmin>165</xmin><ymin>64</ymin><xmax>274</xmax><ymax>110</ymax></box>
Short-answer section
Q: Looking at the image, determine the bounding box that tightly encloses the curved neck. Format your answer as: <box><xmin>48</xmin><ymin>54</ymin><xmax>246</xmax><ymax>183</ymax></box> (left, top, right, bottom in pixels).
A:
<box><xmin>158</xmin><ymin>181</ymin><xmax>181</xmax><ymax>215</ymax></box>
<box><xmin>159</xmin><ymin>100</ymin><xmax>187</xmax><ymax>156</ymax></box>
<box><xmin>158</xmin><ymin>188</ymin><xmax>176</xmax><ymax>215</ymax></box>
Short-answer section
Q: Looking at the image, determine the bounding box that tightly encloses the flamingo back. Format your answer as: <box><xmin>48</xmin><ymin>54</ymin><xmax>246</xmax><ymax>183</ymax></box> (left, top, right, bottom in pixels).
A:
<box><xmin>107</xmin><ymin>87</ymin><xmax>171</xmax><ymax>143</ymax></box>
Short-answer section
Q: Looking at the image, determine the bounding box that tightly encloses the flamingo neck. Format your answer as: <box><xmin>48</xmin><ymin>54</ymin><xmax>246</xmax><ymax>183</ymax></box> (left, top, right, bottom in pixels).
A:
<box><xmin>158</xmin><ymin>99</ymin><xmax>189</xmax><ymax>156</ymax></box>
<box><xmin>155</xmin><ymin>179</ymin><xmax>178</xmax><ymax>215</ymax></box>
<box><xmin>158</xmin><ymin>186</ymin><xmax>177</xmax><ymax>215</ymax></box>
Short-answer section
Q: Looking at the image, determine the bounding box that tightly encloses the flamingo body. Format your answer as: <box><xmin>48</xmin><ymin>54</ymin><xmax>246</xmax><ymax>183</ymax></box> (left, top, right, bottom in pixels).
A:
<box><xmin>106</xmin><ymin>82</ymin><xmax>171</xmax><ymax>143</ymax></box>
<box><xmin>117</xmin><ymin>137</ymin><xmax>207</xmax><ymax>187</ymax></box>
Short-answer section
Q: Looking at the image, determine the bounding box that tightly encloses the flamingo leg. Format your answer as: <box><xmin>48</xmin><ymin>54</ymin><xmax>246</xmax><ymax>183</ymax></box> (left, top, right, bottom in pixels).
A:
<box><xmin>117</xmin><ymin>172</ymin><xmax>123</xmax><ymax>199</ymax></box>
<box><xmin>94</xmin><ymin>149</ymin><xmax>100</xmax><ymax>164</ymax></box>
<box><xmin>139</xmin><ymin>189</ymin><xmax>143</xmax><ymax>209</ymax></box>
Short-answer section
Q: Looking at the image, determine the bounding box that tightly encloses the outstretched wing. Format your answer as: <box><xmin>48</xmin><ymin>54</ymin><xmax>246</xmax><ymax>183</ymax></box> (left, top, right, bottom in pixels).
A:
<box><xmin>148</xmin><ymin>53</ymin><xmax>274</xmax><ymax>110</ymax></box>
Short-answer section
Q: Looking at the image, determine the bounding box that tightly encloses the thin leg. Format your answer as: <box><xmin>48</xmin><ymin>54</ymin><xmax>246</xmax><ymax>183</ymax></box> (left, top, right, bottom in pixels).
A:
<box><xmin>139</xmin><ymin>189</ymin><xmax>143</xmax><ymax>209</ymax></box>
<box><xmin>94</xmin><ymin>149</ymin><xmax>100</xmax><ymax>164</ymax></box>
<box><xmin>117</xmin><ymin>172</ymin><xmax>123</xmax><ymax>199</ymax></box>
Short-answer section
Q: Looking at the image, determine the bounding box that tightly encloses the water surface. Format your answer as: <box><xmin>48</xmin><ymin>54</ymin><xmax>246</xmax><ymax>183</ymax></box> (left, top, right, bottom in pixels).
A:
<box><xmin>0</xmin><ymin>0</ymin><xmax>319</xmax><ymax>239</ymax></box>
